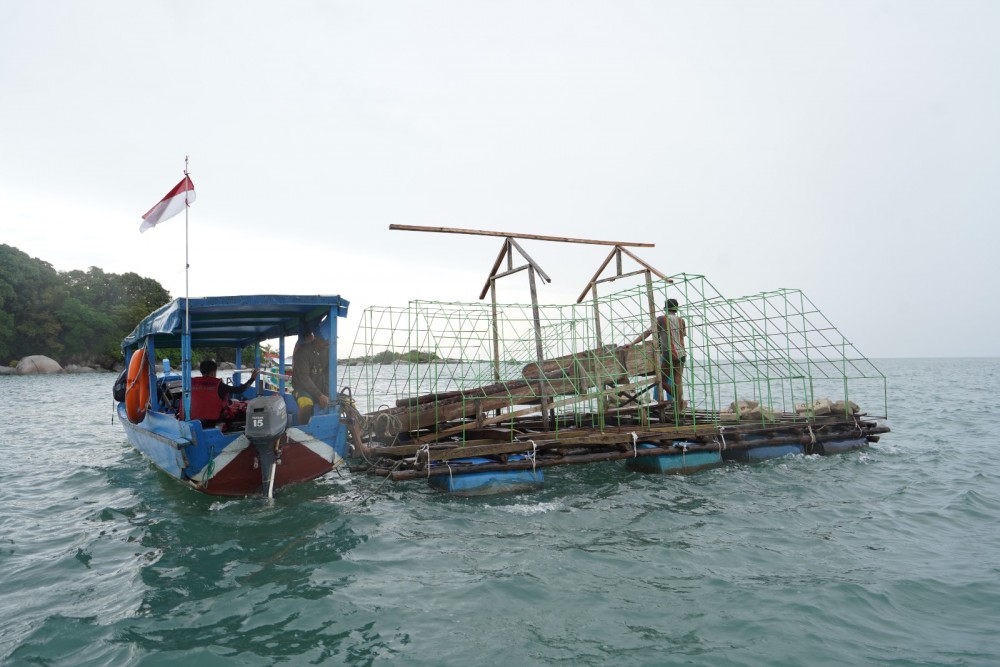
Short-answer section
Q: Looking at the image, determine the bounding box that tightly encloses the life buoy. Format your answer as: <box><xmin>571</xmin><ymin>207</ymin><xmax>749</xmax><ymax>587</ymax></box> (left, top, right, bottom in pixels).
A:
<box><xmin>125</xmin><ymin>348</ymin><xmax>150</xmax><ymax>424</ymax></box>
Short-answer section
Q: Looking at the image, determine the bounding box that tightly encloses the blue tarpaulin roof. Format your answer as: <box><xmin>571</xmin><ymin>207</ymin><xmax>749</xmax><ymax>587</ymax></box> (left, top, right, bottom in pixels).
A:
<box><xmin>121</xmin><ymin>294</ymin><xmax>349</xmax><ymax>352</ymax></box>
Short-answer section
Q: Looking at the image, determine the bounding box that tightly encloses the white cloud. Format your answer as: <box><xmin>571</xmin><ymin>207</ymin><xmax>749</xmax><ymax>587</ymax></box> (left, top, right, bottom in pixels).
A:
<box><xmin>2</xmin><ymin>0</ymin><xmax>998</xmax><ymax>357</ymax></box>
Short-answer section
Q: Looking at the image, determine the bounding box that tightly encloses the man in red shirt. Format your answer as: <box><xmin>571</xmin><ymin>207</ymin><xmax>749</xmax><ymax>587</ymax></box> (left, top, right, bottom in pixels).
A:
<box><xmin>187</xmin><ymin>358</ymin><xmax>259</xmax><ymax>428</ymax></box>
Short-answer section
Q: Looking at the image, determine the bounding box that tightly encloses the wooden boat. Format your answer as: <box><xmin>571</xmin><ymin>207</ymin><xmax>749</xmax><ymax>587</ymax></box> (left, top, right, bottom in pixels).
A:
<box><xmin>116</xmin><ymin>294</ymin><xmax>354</xmax><ymax>497</ymax></box>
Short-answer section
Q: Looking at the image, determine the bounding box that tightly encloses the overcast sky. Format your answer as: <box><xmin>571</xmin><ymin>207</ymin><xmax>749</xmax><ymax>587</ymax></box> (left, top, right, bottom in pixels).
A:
<box><xmin>2</xmin><ymin>1</ymin><xmax>997</xmax><ymax>358</ymax></box>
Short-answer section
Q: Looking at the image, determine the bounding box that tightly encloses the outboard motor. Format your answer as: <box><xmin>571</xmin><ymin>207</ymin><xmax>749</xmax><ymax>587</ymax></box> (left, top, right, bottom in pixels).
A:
<box><xmin>245</xmin><ymin>395</ymin><xmax>289</xmax><ymax>497</ymax></box>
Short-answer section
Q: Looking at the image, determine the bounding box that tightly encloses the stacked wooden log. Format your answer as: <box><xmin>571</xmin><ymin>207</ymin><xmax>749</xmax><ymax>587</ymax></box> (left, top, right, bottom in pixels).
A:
<box><xmin>364</xmin><ymin>343</ymin><xmax>660</xmax><ymax>442</ymax></box>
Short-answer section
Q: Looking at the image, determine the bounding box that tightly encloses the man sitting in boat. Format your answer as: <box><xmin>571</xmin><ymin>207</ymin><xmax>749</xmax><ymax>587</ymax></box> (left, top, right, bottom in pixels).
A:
<box><xmin>184</xmin><ymin>358</ymin><xmax>259</xmax><ymax>429</ymax></box>
<box><xmin>292</xmin><ymin>317</ymin><xmax>330</xmax><ymax>425</ymax></box>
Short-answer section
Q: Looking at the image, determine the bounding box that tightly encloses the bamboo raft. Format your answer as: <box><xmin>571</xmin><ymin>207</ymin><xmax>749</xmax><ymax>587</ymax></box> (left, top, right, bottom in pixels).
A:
<box><xmin>345</xmin><ymin>343</ymin><xmax>889</xmax><ymax>483</ymax></box>
<box><xmin>343</xmin><ymin>225</ymin><xmax>890</xmax><ymax>489</ymax></box>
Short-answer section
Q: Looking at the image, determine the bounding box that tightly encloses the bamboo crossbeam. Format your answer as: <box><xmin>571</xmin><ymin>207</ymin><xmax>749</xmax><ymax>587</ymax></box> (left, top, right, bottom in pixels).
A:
<box><xmin>384</xmin><ymin>444</ymin><xmax>702</xmax><ymax>481</ymax></box>
<box><xmin>595</xmin><ymin>268</ymin><xmax>650</xmax><ymax>285</ymax></box>
<box><xmin>369</xmin><ymin>423</ymin><xmax>717</xmax><ymax>461</ymax></box>
<box><xmin>390</xmin><ymin>224</ymin><xmax>655</xmax><ymax>248</ymax></box>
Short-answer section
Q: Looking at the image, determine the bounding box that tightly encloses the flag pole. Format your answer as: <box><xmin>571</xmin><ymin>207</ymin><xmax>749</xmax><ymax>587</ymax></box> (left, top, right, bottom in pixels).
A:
<box><xmin>182</xmin><ymin>155</ymin><xmax>192</xmax><ymax>420</ymax></box>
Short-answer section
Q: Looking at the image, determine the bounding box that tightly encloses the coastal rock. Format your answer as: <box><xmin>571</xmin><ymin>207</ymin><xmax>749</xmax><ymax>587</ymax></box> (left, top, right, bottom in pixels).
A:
<box><xmin>16</xmin><ymin>355</ymin><xmax>64</xmax><ymax>374</ymax></box>
<box><xmin>65</xmin><ymin>364</ymin><xmax>99</xmax><ymax>373</ymax></box>
<box><xmin>0</xmin><ymin>365</ymin><xmax>15</xmax><ymax>375</ymax></box>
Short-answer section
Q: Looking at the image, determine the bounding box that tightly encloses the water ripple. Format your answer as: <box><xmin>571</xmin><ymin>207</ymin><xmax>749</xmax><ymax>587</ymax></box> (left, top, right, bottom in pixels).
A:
<box><xmin>3</xmin><ymin>362</ymin><xmax>1000</xmax><ymax>665</ymax></box>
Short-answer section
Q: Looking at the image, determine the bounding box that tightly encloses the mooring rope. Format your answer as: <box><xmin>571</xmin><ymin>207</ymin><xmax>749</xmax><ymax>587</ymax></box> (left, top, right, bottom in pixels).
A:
<box><xmin>355</xmin><ymin>459</ymin><xmax>404</xmax><ymax>506</ymax></box>
<box><xmin>526</xmin><ymin>439</ymin><xmax>537</xmax><ymax>474</ymax></box>
<box><xmin>416</xmin><ymin>443</ymin><xmax>431</xmax><ymax>478</ymax></box>
<box><xmin>717</xmin><ymin>425</ymin><xmax>728</xmax><ymax>451</ymax></box>
<box><xmin>807</xmin><ymin>423</ymin><xmax>817</xmax><ymax>455</ymax></box>
<box><xmin>630</xmin><ymin>431</ymin><xmax>638</xmax><ymax>457</ymax></box>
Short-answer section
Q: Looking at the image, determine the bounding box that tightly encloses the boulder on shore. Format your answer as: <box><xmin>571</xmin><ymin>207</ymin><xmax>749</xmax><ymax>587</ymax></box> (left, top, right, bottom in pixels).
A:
<box><xmin>0</xmin><ymin>365</ymin><xmax>15</xmax><ymax>376</ymax></box>
<box><xmin>65</xmin><ymin>364</ymin><xmax>99</xmax><ymax>373</ymax></box>
<box><xmin>16</xmin><ymin>355</ymin><xmax>64</xmax><ymax>374</ymax></box>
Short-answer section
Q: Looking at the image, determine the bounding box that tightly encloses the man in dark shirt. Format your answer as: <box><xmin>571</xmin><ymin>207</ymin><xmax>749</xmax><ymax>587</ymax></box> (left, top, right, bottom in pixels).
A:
<box><xmin>292</xmin><ymin>318</ymin><xmax>331</xmax><ymax>425</ymax></box>
<box><xmin>626</xmin><ymin>298</ymin><xmax>686</xmax><ymax>403</ymax></box>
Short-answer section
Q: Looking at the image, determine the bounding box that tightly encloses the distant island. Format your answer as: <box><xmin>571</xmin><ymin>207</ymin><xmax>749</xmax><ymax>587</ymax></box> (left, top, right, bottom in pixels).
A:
<box><xmin>342</xmin><ymin>349</ymin><xmax>444</xmax><ymax>365</ymax></box>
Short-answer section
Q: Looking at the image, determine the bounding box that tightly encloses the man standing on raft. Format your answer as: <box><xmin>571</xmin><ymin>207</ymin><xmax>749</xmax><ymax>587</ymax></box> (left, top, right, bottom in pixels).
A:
<box><xmin>626</xmin><ymin>298</ymin><xmax>687</xmax><ymax>404</ymax></box>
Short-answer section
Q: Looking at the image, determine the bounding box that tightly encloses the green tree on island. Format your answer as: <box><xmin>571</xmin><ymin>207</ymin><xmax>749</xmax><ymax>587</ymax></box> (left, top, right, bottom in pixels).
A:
<box><xmin>0</xmin><ymin>245</ymin><xmax>171</xmax><ymax>368</ymax></box>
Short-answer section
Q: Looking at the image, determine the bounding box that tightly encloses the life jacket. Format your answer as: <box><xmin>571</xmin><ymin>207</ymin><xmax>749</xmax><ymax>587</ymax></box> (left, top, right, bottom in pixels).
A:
<box><xmin>186</xmin><ymin>376</ymin><xmax>228</xmax><ymax>421</ymax></box>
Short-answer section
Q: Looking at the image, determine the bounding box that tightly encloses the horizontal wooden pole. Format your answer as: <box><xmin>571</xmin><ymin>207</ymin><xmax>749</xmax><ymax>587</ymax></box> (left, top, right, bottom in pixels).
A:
<box><xmin>385</xmin><ymin>443</ymin><xmax>708</xmax><ymax>480</ymax></box>
<box><xmin>389</xmin><ymin>224</ymin><xmax>655</xmax><ymax>248</ymax></box>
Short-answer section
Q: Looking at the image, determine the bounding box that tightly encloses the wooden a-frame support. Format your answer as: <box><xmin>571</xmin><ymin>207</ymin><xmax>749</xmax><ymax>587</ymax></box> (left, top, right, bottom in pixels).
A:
<box><xmin>388</xmin><ymin>224</ymin><xmax>667</xmax><ymax>429</ymax></box>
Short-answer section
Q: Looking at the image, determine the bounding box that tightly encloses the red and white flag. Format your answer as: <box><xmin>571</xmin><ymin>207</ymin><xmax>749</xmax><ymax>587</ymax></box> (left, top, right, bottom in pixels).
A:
<box><xmin>139</xmin><ymin>176</ymin><xmax>196</xmax><ymax>233</ymax></box>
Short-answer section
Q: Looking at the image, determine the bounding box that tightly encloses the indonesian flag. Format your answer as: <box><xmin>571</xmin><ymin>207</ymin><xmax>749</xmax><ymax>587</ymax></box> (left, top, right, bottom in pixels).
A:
<box><xmin>139</xmin><ymin>176</ymin><xmax>196</xmax><ymax>233</ymax></box>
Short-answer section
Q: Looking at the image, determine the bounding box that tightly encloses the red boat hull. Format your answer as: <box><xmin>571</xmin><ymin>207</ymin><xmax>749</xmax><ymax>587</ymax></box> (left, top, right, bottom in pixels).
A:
<box><xmin>190</xmin><ymin>431</ymin><xmax>342</xmax><ymax>496</ymax></box>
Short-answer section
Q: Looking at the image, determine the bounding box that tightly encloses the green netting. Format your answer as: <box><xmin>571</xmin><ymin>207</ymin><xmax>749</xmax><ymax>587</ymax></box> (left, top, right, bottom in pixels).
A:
<box><xmin>341</xmin><ymin>273</ymin><xmax>887</xmax><ymax>440</ymax></box>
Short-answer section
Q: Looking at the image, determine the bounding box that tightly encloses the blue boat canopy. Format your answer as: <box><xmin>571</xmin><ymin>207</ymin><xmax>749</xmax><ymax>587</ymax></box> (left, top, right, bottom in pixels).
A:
<box><xmin>121</xmin><ymin>294</ymin><xmax>349</xmax><ymax>352</ymax></box>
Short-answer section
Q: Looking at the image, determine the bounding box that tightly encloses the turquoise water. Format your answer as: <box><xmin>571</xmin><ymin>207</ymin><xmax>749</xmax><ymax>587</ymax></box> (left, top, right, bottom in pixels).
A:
<box><xmin>2</xmin><ymin>358</ymin><xmax>999</xmax><ymax>666</ymax></box>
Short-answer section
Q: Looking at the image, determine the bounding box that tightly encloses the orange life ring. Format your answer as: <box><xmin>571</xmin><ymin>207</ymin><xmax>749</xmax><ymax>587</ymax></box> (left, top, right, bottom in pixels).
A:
<box><xmin>125</xmin><ymin>348</ymin><xmax>150</xmax><ymax>424</ymax></box>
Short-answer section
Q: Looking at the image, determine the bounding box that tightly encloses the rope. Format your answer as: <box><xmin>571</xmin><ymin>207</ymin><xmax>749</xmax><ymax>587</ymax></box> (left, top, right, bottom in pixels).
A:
<box><xmin>416</xmin><ymin>443</ymin><xmax>431</xmax><ymax>478</ymax></box>
<box><xmin>373</xmin><ymin>411</ymin><xmax>403</xmax><ymax>444</ymax></box>
<box><xmin>355</xmin><ymin>459</ymin><xmax>404</xmax><ymax>506</ymax></box>
<box><xmin>630</xmin><ymin>431</ymin><xmax>638</xmax><ymax>457</ymax></box>
<box><xmin>203</xmin><ymin>459</ymin><xmax>215</xmax><ymax>490</ymax></box>
<box><xmin>717</xmin><ymin>425</ymin><xmax>728</xmax><ymax>451</ymax></box>
<box><xmin>526</xmin><ymin>439</ymin><xmax>537</xmax><ymax>474</ymax></box>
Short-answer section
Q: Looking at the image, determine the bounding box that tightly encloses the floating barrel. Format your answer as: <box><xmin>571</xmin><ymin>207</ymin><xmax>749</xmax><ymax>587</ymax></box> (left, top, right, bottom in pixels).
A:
<box><xmin>626</xmin><ymin>442</ymin><xmax>722</xmax><ymax>475</ymax></box>
<box><xmin>815</xmin><ymin>438</ymin><xmax>867</xmax><ymax>455</ymax></box>
<box><xmin>428</xmin><ymin>456</ymin><xmax>544</xmax><ymax>495</ymax></box>
<box><xmin>725</xmin><ymin>443</ymin><xmax>805</xmax><ymax>462</ymax></box>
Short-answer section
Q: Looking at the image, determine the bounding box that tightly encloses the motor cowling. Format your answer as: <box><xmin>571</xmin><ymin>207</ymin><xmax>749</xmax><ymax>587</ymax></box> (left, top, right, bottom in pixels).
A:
<box><xmin>245</xmin><ymin>395</ymin><xmax>288</xmax><ymax>445</ymax></box>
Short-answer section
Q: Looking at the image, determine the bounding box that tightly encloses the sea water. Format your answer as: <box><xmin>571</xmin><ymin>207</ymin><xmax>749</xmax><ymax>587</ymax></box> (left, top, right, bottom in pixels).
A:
<box><xmin>1</xmin><ymin>358</ymin><xmax>999</xmax><ymax>666</ymax></box>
